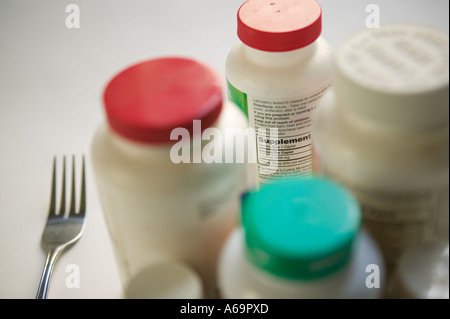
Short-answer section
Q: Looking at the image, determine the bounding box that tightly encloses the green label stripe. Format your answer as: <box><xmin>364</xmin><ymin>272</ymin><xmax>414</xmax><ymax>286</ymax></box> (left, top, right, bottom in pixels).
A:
<box><xmin>227</xmin><ymin>79</ymin><xmax>248</xmax><ymax>118</ymax></box>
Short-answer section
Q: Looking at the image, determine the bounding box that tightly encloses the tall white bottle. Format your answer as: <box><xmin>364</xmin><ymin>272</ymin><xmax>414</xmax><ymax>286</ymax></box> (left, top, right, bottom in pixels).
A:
<box><xmin>226</xmin><ymin>0</ymin><xmax>333</xmax><ymax>184</ymax></box>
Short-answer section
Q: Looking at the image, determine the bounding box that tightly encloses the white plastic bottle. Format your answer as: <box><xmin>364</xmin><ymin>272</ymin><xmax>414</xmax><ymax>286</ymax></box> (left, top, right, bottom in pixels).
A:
<box><xmin>91</xmin><ymin>57</ymin><xmax>251</xmax><ymax>298</ymax></box>
<box><xmin>391</xmin><ymin>241</ymin><xmax>449</xmax><ymax>299</ymax></box>
<box><xmin>226</xmin><ymin>0</ymin><xmax>333</xmax><ymax>184</ymax></box>
<box><xmin>218</xmin><ymin>177</ymin><xmax>385</xmax><ymax>299</ymax></box>
<box><xmin>312</xmin><ymin>24</ymin><xmax>449</xmax><ymax>284</ymax></box>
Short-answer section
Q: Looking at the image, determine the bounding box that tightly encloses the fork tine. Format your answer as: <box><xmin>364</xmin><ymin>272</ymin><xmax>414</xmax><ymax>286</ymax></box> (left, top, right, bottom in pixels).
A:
<box><xmin>68</xmin><ymin>155</ymin><xmax>76</xmax><ymax>216</ymax></box>
<box><xmin>58</xmin><ymin>156</ymin><xmax>66</xmax><ymax>216</ymax></box>
<box><xmin>78</xmin><ymin>155</ymin><xmax>86</xmax><ymax>216</ymax></box>
<box><xmin>48</xmin><ymin>157</ymin><xmax>57</xmax><ymax>217</ymax></box>
<box><xmin>68</xmin><ymin>155</ymin><xmax>86</xmax><ymax>217</ymax></box>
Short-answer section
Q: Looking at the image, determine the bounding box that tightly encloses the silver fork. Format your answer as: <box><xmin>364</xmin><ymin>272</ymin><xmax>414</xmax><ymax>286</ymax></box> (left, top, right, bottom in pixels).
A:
<box><xmin>36</xmin><ymin>155</ymin><xmax>86</xmax><ymax>299</ymax></box>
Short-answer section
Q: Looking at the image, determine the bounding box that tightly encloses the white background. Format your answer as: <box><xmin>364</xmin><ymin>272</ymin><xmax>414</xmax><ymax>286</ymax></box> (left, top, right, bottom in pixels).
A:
<box><xmin>0</xmin><ymin>0</ymin><xmax>448</xmax><ymax>299</ymax></box>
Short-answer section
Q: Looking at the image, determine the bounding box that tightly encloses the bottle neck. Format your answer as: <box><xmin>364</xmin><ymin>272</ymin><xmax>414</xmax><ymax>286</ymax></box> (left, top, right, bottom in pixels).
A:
<box><xmin>105</xmin><ymin>116</ymin><xmax>226</xmax><ymax>163</ymax></box>
<box><xmin>107</xmin><ymin>124</ymin><xmax>172</xmax><ymax>159</ymax></box>
<box><xmin>241</xmin><ymin>41</ymin><xmax>317</xmax><ymax>68</ymax></box>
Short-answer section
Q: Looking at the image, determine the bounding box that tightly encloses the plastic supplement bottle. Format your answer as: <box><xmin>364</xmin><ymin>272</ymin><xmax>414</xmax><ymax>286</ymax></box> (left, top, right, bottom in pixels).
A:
<box><xmin>226</xmin><ymin>0</ymin><xmax>333</xmax><ymax>185</ymax></box>
<box><xmin>312</xmin><ymin>24</ymin><xmax>449</xmax><ymax>285</ymax></box>
<box><xmin>391</xmin><ymin>241</ymin><xmax>449</xmax><ymax>299</ymax></box>
<box><xmin>391</xmin><ymin>242</ymin><xmax>449</xmax><ymax>299</ymax></box>
<box><xmin>91</xmin><ymin>57</ymin><xmax>251</xmax><ymax>298</ymax></box>
<box><xmin>218</xmin><ymin>177</ymin><xmax>385</xmax><ymax>299</ymax></box>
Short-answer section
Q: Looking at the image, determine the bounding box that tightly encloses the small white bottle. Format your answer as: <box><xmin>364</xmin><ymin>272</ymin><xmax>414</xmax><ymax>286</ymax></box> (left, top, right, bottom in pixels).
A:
<box><xmin>218</xmin><ymin>177</ymin><xmax>385</xmax><ymax>299</ymax></box>
<box><xmin>91</xmin><ymin>57</ymin><xmax>251</xmax><ymax>298</ymax></box>
<box><xmin>226</xmin><ymin>0</ymin><xmax>333</xmax><ymax>184</ymax></box>
<box><xmin>312</xmin><ymin>24</ymin><xmax>449</xmax><ymax>283</ymax></box>
<box><xmin>391</xmin><ymin>241</ymin><xmax>449</xmax><ymax>299</ymax></box>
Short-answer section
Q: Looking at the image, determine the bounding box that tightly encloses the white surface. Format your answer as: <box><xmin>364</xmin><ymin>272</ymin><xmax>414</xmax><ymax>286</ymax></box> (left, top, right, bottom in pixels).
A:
<box><xmin>0</xmin><ymin>0</ymin><xmax>448</xmax><ymax>299</ymax></box>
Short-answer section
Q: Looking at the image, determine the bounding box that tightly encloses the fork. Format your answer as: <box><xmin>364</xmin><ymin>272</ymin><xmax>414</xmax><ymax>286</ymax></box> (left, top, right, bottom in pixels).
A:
<box><xmin>36</xmin><ymin>155</ymin><xmax>86</xmax><ymax>299</ymax></box>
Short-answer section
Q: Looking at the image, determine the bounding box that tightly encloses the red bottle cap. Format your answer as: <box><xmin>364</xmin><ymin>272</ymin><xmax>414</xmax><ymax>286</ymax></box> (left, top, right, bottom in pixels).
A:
<box><xmin>103</xmin><ymin>57</ymin><xmax>223</xmax><ymax>144</ymax></box>
<box><xmin>237</xmin><ymin>0</ymin><xmax>322</xmax><ymax>52</ymax></box>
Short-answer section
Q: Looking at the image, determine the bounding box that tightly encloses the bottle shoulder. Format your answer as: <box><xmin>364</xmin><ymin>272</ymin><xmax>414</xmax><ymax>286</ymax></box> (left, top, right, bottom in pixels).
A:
<box><xmin>226</xmin><ymin>39</ymin><xmax>333</xmax><ymax>97</ymax></box>
<box><xmin>312</xmin><ymin>91</ymin><xmax>450</xmax><ymax>188</ymax></box>
<box><xmin>90</xmin><ymin>105</ymin><xmax>250</xmax><ymax>189</ymax></box>
<box><xmin>92</xmin><ymin>102</ymin><xmax>248</xmax><ymax>162</ymax></box>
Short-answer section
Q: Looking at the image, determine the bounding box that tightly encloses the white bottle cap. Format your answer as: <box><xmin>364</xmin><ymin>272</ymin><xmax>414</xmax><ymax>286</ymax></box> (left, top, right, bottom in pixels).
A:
<box><xmin>124</xmin><ymin>262</ymin><xmax>203</xmax><ymax>299</ymax></box>
<box><xmin>334</xmin><ymin>24</ymin><xmax>449</xmax><ymax>130</ymax></box>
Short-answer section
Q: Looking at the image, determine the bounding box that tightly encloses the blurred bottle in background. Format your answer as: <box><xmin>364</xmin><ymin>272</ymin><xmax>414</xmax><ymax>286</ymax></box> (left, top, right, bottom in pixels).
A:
<box><xmin>391</xmin><ymin>241</ymin><xmax>449</xmax><ymax>299</ymax></box>
<box><xmin>312</xmin><ymin>23</ymin><xmax>449</xmax><ymax>290</ymax></box>
<box><xmin>91</xmin><ymin>57</ymin><xmax>252</xmax><ymax>298</ymax></box>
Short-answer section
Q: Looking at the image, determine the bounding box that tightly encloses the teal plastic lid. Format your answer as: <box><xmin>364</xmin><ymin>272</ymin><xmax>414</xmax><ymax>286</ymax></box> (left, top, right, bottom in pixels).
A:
<box><xmin>242</xmin><ymin>177</ymin><xmax>361</xmax><ymax>280</ymax></box>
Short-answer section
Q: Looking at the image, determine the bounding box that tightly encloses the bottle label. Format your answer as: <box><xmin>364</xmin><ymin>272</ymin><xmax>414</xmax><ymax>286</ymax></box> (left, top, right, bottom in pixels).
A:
<box><xmin>227</xmin><ymin>79</ymin><xmax>249</xmax><ymax>118</ymax></box>
<box><xmin>227</xmin><ymin>80</ymin><xmax>331</xmax><ymax>183</ymax></box>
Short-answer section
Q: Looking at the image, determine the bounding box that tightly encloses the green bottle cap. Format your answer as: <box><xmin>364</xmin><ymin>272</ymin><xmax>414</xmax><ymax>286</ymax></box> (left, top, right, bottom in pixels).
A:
<box><xmin>242</xmin><ymin>177</ymin><xmax>361</xmax><ymax>280</ymax></box>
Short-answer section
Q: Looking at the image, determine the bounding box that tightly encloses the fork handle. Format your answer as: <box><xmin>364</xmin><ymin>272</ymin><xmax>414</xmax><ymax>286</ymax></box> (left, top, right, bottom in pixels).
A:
<box><xmin>36</xmin><ymin>246</ymin><xmax>64</xmax><ymax>299</ymax></box>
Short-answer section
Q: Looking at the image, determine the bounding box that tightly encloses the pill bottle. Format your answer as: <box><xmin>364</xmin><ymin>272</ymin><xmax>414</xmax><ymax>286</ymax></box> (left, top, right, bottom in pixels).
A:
<box><xmin>91</xmin><ymin>57</ymin><xmax>252</xmax><ymax>298</ymax></box>
<box><xmin>312</xmin><ymin>24</ymin><xmax>449</xmax><ymax>285</ymax></box>
<box><xmin>391</xmin><ymin>241</ymin><xmax>449</xmax><ymax>299</ymax></box>
<box><xmin>226</xmin><ymin>0</ymin><xmax>333</xmax><ymax>185</ymax></box>
<box><xmin>218</xmin><ymin>177</ymin><xmax>385</xmax><ymax>299</ymax></box>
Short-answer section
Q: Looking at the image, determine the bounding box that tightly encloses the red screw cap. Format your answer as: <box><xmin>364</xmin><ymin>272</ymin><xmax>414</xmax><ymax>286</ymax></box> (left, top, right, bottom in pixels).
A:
<box><xmin>237</xmin><ymin>0</ymin><xmax>322</xmax><ymax>52</ymax></box>
<box><xmin>103</xmin><ymin>57</ymin><xmax>223</xmax><ymax>144</ymax></box>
